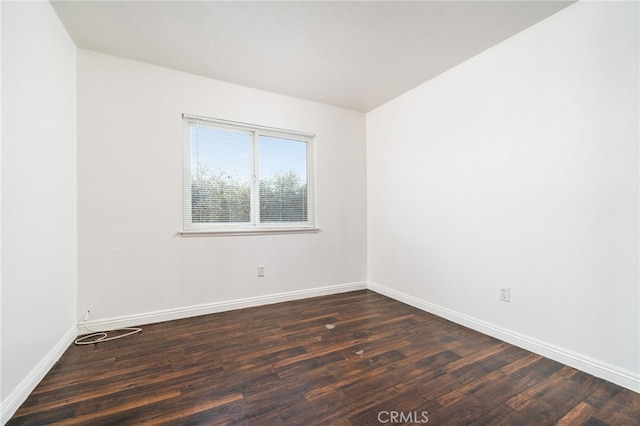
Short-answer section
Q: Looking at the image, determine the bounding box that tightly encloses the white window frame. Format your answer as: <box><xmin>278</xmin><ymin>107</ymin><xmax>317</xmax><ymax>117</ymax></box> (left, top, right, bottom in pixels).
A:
<box><xmin>180</xmin><ymin>114</ymin><xmax>318</xmax><ymax>236</ymax></box>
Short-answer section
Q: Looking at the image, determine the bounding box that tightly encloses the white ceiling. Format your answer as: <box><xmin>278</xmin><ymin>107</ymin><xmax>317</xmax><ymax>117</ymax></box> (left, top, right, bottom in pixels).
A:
<box><xmin>51</xmin><ymin>1</ymin><xmax>574</xmax><ymax>112</ymax></box>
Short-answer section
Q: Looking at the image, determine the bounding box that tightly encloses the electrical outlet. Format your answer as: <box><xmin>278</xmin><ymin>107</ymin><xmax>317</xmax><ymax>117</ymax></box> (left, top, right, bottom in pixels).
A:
<box><xmin>500</xmin><ymin>287</ymin><xmax>511</xmax><ymax>302</ymax></box>
<box><xmin>257</xmin><ymin>265</ymin><xmax>265</xmax><ymax>277</ymax></box>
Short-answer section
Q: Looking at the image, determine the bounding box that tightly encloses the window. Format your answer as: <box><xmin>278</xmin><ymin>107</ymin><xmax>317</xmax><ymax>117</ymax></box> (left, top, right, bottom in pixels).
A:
<box><xmin>182</xmin><ymin>114</ymin><xmax>316</xmax><ymax>234</ymax></box>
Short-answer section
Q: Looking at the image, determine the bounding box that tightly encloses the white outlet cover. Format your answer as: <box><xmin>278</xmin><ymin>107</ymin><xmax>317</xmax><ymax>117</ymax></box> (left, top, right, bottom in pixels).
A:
<box><xmin>500</xmin><ymin>287</ymin><xmax>511</xmax><ymax>302</ymax></box>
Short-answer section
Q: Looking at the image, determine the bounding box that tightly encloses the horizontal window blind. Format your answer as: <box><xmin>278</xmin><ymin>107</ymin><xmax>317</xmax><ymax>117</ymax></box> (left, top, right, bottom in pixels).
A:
<box><xmin>190</xmin><ymin>125</ymin><xmax>252</xmax><ymax>224</ymax></box>
<box><xmin>259</xmin><ymin>135</ymin><xmax>309</xmax><ymax>223</ymax></box>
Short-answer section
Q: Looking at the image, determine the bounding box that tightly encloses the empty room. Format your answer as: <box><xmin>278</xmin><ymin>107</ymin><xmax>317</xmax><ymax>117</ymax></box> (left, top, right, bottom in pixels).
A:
<box><xmin>1</xmin><ymin>0</ymin><xmax>639</xmax><ymax>424</ymax></box>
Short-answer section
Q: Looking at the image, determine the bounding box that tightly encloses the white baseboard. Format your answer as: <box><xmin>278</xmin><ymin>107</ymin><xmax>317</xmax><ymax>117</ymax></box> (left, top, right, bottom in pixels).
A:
<box><xmin>1</xmin><ymin>325</ymin><xmax>77</xmax><ymax>425</ymax></box>
<box><xmin>80</xmin><ymin>281</ymin><xmax>368</xmax><ymax>331</ymax></box>
<box><xmin>367</xmin><ymin>281</ymin><xmax>640</xmax><ymax>393</ymax></box>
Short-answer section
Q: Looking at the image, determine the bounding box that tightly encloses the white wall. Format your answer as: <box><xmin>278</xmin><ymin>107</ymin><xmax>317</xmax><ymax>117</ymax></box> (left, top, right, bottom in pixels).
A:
<box><xmin>367</xmin><ymin>1</ymin><xmax>639</xmax><ymax>388</ymax></box>
<box><xmin>1</xmin><ymin>1</ymin><xmax>77</xmax><ymax>421</ymax></box>
<box><xmin>76</xmin><ymin>50</ymin><xmax>367</xmax><ymax>323</ymax></box>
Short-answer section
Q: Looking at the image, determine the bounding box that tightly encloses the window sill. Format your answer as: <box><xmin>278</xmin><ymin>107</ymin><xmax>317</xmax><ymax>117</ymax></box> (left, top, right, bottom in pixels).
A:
<box><xmin>178</xmin><ymin>227</ymin><xmax>320</xmax><ymax>237</ymax></box>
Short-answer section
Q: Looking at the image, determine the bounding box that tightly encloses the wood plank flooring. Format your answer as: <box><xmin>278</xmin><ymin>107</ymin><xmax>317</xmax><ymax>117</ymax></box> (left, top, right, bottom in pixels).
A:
<box><xmin>8</xmin><ymin>290</ymin><xmax>640</xmax><ymax>425</ymax></box>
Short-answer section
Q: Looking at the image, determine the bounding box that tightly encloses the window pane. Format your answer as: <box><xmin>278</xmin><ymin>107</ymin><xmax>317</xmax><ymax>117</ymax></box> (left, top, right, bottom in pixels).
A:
<box><xmin>259</xmin><ymin>135</ymin><xmax>308</xmax><ymax>223</ymax></box>
<box><xmin>191</xmin><ymin>126</ymin><xmax>251</xmax><ymax>223</ymax></box>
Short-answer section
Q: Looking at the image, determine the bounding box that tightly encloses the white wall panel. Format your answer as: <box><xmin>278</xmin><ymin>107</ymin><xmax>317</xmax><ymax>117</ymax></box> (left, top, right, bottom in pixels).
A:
<box><xmin>76</xmin><ymin>51</ymin><xmax>367</xmax><ymax>321</ymax></box>
<box><xmin>1</xmin><ymin>1</ymin><xmax>77</xmax><ymax>419</ymax></box>
<box><xmin>367</xmin><ymin>1</ymin><xmax>639</xmax><ymax>383</ymax></box>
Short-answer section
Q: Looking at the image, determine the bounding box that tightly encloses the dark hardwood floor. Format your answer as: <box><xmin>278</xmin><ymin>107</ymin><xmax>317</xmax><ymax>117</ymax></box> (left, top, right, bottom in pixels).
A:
<box><xmin>8</xmin><ymin>290</ymin><xmax>640</xmax><ymax>425</ymax></box>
